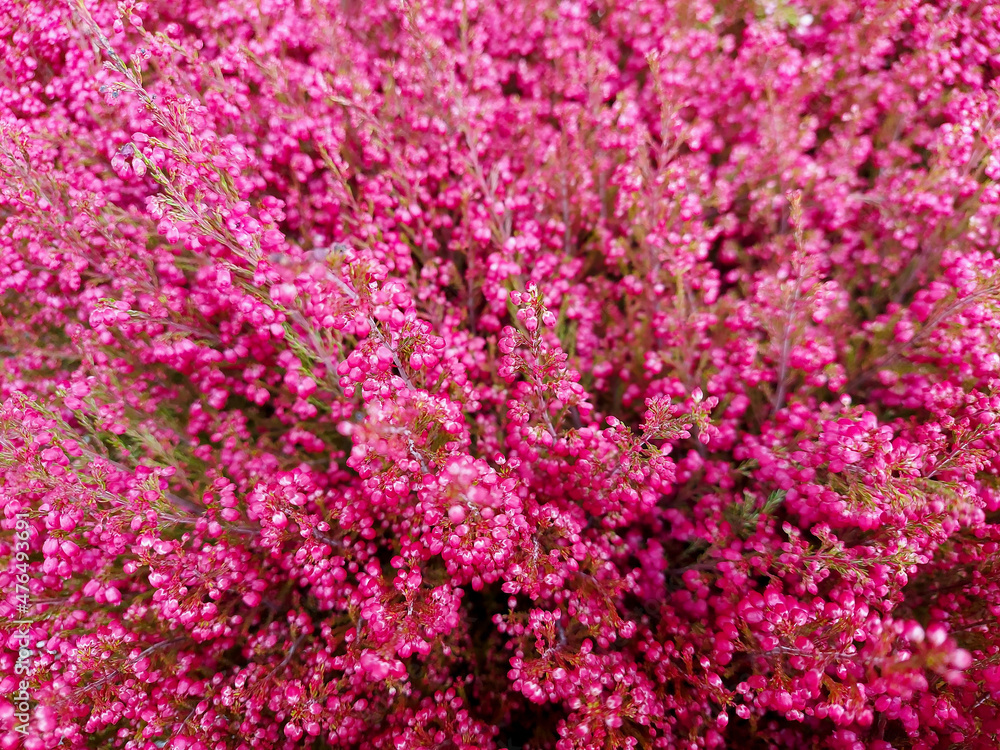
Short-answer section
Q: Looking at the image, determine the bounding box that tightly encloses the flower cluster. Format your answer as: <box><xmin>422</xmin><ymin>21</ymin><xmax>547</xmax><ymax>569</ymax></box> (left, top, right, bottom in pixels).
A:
<box><xmin>2</xmin><ymin>0</ymin><xmax>1000</xmax><ymax>748</ymax></box>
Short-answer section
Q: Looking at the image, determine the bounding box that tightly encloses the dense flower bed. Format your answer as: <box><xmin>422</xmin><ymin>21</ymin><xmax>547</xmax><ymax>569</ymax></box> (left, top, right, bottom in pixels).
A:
<box><xmin>2</xmin><ymin>0</ymin><xmax>1000</xmax><ymax>747</ymax></box>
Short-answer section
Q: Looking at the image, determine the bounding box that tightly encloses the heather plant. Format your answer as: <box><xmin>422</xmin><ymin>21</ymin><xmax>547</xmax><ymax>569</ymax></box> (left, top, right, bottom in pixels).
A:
<box><xmin>3</xmin><ymin>0</ymin><xmax>1000</xmax><ymax>748</ymax></box>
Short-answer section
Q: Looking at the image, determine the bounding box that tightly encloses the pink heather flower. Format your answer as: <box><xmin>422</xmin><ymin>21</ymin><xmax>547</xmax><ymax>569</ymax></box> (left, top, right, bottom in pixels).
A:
<box><xmin>0</xmin><ymin>1</ymin><xmax>998</xmax><ymax>748</ymax></box>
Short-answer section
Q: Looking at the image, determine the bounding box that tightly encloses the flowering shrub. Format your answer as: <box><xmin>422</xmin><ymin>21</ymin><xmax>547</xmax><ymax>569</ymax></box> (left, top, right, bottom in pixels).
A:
<box><xmin>3</xmin><ymin>0</ymin><xmax>1000</xmax><ymax>747</ymax></box>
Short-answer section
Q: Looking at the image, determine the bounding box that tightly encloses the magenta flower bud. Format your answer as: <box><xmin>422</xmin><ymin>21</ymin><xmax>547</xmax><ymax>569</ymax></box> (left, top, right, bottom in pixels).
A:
<box><xmin>242</xmin><ymin>592</ymin><xmax>261</xmax><ymax>607</ymax></box>
<box><xmin>951</xmin><ymin>649</ymin><xmax>973</xmax><ymax>670</ymax></box>
<box><xmin>297</xmin><ymin>376</ymin><xmax>317</xmax><ymax>397</ymax></box>
<box><xmin>111</xmin><ymin>154</ymin><xmax>129</xmax><ymax>177</ymax></box>
<box><xmin>927</xmin><ymin>624</ymin><xmax>948</xmax><ymax>647</ymax></box>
